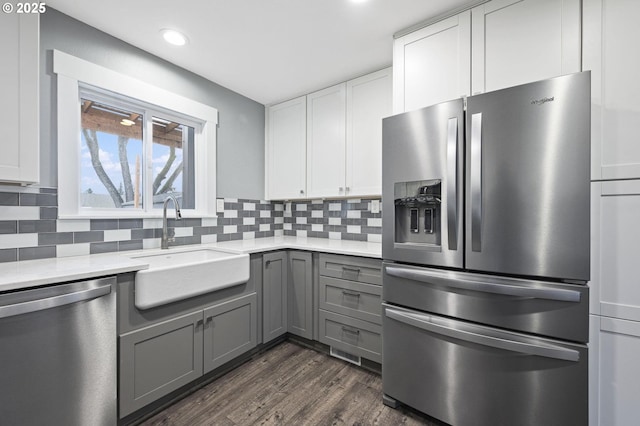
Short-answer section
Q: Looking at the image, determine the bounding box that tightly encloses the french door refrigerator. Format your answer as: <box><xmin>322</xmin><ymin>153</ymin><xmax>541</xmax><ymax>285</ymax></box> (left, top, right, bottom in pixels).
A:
<box><xmin>381</xmin><ymin>71</ymin><xmax>591</xmax><ymax>426</ymax></box>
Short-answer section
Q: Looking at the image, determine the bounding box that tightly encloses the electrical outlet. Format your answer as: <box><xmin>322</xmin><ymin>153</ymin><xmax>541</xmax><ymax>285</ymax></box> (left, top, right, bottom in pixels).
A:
<box><xmin>216</xmin><ymin>198</ymin><xmax>225</xmax><ymax>212</ymax></box>
<box><xmin>371</xmin><ymin>200</ymin><xmax>380</xmax><ymax>214</ymax></box>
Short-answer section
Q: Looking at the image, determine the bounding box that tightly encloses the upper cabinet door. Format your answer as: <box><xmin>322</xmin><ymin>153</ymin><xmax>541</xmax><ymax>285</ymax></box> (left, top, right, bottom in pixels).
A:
<box><xmin>393</xmin><ymin>11</ymin><xmax>471</xmax><ymax>114</ymax></box>
<box><xmin>584</xmin><ymin>0</ymin><xmax>640</xmax><ymax>180</ymax></box>
<box><xmin>266</xmin><ymin>96</ymin><xmax>307</xmax><ymax>200</ymax></box>
<box><xmin>346</xmin><ymin>68</ymin><xmax>392</xmax><ymax>198</ymax></box>
<box><xmin>471</xmin><ymin>0</ymin><xmax>581</xmax><ymax>94</ymax></box>
<box><xmin>306</xmin><ymin>83</ymin><xmax>347</xmax><ymax>199</ymax></box>
<box><xmin>0</xmin><ymin>14</ymin><xmax>39</xmax><ymax>184</ymax></box>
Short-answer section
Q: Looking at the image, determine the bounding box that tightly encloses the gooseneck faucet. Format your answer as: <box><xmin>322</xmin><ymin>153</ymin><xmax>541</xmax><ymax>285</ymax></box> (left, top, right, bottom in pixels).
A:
<box><xmin>161</xmin><ymin>194</ymin><xmax>182</xmax><ymax>249</ymax></box>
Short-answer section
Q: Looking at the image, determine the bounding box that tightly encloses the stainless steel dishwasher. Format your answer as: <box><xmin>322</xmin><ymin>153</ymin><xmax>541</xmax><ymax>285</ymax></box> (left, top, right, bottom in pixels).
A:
<box><xmin>0</xmin><ymin>276</ymin><xmax>116</xmax><ymax>425</ymax></box>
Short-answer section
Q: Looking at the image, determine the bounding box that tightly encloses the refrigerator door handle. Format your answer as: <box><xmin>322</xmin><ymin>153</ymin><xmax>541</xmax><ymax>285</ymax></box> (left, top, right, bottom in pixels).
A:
<box><xmin>0</xmin><ymin>282</ymin><xmax>112</xmax><ymax>319</ymax></box>
<box><xmin>470</xmin><ymin>112</ymin><xmax>483</xmax><ymax>252</ymax></box>
<box><xmin>384</xmin><ymin>265</ymin><xmax>581</xmax><ymax>302</ymax></box>
<box><xmin>446</xmin><ymin>117</ymin><xmax>458</xmax><ymax>250</ymax></box>
<box><xmin>384</xmin><ymin>307</ymin><xmax>580</xmax><ymax>362</ymax></box>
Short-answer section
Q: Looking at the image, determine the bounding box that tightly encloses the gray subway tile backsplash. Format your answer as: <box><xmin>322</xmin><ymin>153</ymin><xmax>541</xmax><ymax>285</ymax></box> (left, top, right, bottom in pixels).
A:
<box><xmin>0</xmin><ymin>187</ymin><xmax>382</xmax><ymax>263</ymax></box>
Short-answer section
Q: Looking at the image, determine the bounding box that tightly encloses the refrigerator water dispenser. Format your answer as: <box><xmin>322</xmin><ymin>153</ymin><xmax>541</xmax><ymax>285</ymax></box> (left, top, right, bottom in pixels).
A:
<box><xmin>394</xmin><ymin>180</ymin><xmax>441</xmax><ymax>247</ymax></box>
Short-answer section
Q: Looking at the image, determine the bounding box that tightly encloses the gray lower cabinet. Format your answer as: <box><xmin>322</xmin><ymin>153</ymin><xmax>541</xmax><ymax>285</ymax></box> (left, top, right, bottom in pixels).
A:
<box><xmin>203</xmin><ymin>293</ymin><xmax>257</xmax><ymax>373</ymax></box>
<box><xmin>263</xmin><ymin>251</ymin><xmax>288</xmax><ymax>343</ymax></box>
<box><xmin>119</xmin><ymin>311</ymin><xmax>204</xmax><ymax>417</ymax></box>
<box><xmin>119</xmin><ymin>293</ymin><xmax>257</xmax><ymax>417</ymax></box>
<box><xmin>288</xmin><ymin>251</ymin><xmax>313</xmax><ymax>339</ymax></box>
<box><xmin>317</xmin><ymin>253</ymin><xmax>382</xmax><ymax>363</ymax></box>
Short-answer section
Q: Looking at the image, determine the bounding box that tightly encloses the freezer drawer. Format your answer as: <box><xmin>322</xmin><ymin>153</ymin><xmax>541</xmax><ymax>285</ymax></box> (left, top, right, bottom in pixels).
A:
<box><xmin>384</xmin><ymin>262</ymin><xmax>589</xmax><ymax>342</ymax></box>
<box><xmin>382</xmin><ymin>304</ymin><xmax>588</xmax><ymax>426</ymax></box>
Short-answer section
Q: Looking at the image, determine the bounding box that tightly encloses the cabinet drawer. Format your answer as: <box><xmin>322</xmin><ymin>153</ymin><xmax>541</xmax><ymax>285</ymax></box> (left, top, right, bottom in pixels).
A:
<box><xmin>318</xmin><ymin>309</ymin><xmax>381</xmax><ymax>363</ymax></box>
<box><xmin>319</xmin><ymin>254</ymin><xmax>382</xmax><ymax>285</ymax></box>
<box><xmin>319</xmin><ymin>276</ymin><xmax>382</xmax><ymax>324</ymax></box>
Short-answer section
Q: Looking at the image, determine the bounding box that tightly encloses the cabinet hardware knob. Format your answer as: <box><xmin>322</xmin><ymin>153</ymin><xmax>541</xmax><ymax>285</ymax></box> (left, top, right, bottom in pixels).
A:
<box><xmin>339</xmin><ymin>187</ymin><xmax>344</xmax><ymax>192</ymax></box>
<box><xmin>300</xmin><ymin>190</ymin><xmax>304</xmax><ymax>194</ymax></box>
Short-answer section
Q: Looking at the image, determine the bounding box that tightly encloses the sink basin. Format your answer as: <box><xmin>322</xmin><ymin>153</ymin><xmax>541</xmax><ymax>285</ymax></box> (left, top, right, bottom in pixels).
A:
<box><xmin>131</xmin><ymin>248</ymin><xmax>250</xmax><ymax>310</ymax></box>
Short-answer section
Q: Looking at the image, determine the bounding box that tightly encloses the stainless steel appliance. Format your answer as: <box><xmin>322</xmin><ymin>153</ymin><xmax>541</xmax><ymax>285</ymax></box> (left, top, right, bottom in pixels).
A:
<box><xmin>0</xmin><ymin>277</ymin><xmax>117</xmax><ymax>425</ymax></box>
<box><xmin>381</xmin><ymin>72</ymin><xmax>591</xmax><ymax>426</ymax></box>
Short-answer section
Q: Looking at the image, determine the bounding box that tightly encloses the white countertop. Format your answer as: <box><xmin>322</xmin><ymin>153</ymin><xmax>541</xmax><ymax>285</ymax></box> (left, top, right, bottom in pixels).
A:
<box><xmin>0</xmin><ymin>236</ymin><xmax>381</xmax><ymax>292</ymax></box>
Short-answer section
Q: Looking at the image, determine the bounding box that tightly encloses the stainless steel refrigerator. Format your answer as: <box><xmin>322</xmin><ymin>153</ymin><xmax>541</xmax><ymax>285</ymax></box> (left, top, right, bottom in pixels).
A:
<box><xmin>381</xmin><ymin>72</ymin><xmax>591</xmax><ymax>426</ymax></box>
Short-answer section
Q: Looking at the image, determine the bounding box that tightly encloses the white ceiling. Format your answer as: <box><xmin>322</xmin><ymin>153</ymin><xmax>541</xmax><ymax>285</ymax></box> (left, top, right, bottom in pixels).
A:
<box><xmin>47</xmin><ymin>0</ymin><xmax>477</xmax><ymax>105</ymax></box>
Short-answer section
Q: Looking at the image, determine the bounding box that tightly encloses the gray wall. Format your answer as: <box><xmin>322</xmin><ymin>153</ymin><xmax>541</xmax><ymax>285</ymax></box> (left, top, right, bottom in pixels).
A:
<box><xmin>39</xmin><ymin>8</ymin><xmax>265</xmax><ymax>200</ymax></box>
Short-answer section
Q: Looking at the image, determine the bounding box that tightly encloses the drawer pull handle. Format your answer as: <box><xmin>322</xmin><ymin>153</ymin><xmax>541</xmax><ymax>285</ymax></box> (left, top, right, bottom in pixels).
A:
<box><xmin>342</xmin><ymin>290</ymin><xmax>361</xmax><ymax>299</ymax></box>
<box><xmin>341</xmin><ymin>326</ymin><xmax>360</xmax><ymax>336</ymax></box>
<box><xmin>342</xmin><ymin>266</ymin><xmax>361</xmax><ymax>275</ymax></box>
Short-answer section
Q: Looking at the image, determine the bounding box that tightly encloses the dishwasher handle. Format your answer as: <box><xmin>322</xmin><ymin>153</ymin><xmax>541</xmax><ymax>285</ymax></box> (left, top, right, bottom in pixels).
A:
<box><xmin>385</xmin><ymin>307</ymin><xmax>580</xmax><ymax>362</ymax></box>
<box><xmin>0</xmin><ymin>281</ymin><xmax>112</xmax><ymax>319</ymax></box>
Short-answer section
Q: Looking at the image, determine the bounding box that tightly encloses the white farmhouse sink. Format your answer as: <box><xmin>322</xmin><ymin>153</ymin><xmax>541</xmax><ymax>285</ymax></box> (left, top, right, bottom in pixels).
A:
<box><xmin>131</xmin><ymin>248</ymin><xmax>249</xmax><ymax>310</ymax></box>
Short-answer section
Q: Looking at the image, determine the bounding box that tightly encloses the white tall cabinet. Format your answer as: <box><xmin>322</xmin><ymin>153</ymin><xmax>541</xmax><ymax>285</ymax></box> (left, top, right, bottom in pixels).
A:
<box><xmin>584</xmin><ymin>0</ymin><xmax>640</xmax><ymax>423</ymax></box>
<box><xmin>265</xmin><ymin>96</ymin><xmax>307</xmax><ymax>200</ymax></box>
<box><xmin>0</xmin><ymin>13</ymin><xmax>39</xmax><ymax>184</ymax></box>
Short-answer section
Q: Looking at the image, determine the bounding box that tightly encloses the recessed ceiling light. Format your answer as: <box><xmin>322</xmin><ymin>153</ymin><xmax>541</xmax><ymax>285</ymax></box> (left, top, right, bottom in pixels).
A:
<box><xmin>161</xmin><ymin>29</ymin><xmax>188</xmax><ymax>46</ymax></box>
<box><xmin>350</xmin><ymin>0</ymin><xmax>369</xmax><ymax>3</ymax></box>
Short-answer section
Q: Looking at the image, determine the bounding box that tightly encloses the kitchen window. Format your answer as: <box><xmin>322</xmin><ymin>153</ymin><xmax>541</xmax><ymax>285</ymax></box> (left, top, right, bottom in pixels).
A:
<box><xmin>54</xmin><ymin>50</ymin><xmax>218</xmax><ymax>218</ymax></box>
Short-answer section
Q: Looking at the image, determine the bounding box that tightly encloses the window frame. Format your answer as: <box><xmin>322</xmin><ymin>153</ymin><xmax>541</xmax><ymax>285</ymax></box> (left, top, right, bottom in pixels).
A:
<box><xmin>54</xmin><ymin>50</ymin><xmax>218</xmax><ymax>219</ymax></box>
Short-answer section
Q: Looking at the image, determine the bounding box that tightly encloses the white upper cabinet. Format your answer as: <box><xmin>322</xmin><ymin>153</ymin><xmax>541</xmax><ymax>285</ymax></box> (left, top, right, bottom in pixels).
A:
<box><xmin>267</xmin><ymin>69</ymin><xmax>391</xmax><ymax>200</ymax></box>
<box><xmin>584</xmin><ymin>0</ymin><xmax>640</xmax><ymax>180</ymax></box>
<box><xmin>345</xmin><ymin>68</ymin><xmax>392</xmax><ymax>197</ymax></box>
<box><xmin>265</xmin><ymin>96</ymin><xmax>307</xmax><ymax>200</ymax></box>
<box><xmin>0</xmin><ymin>13</ymin><xmax>39</xmax><ymax>184</ymax></box>
<box><xmin>393</xmin><ymin>12</ymin><xmax>471</xmax><ymax>114</ymax></box>
<box><xmin>306</xmin><ymin>83</ymin><xmax>347</xmax><ymax>199</ymax></box>
<box><xmin>471</xmin><ymin>0</ymin><xmax>581</xmax><ymax>94</ymax></box>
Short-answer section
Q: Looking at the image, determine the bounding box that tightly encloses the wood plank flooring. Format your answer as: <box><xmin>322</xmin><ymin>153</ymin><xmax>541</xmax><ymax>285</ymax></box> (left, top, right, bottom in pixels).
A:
<box><xmin>141</xmin><ymin>341</ymin><xmax>442</xmax><ymax>426</ymax></box>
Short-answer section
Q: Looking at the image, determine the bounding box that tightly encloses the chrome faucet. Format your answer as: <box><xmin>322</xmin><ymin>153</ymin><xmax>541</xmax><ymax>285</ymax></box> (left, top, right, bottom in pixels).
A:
<box><xmin>161</xmin><ymin>194</ymin><xmax>182</xmax><ymax>249</ymax></box>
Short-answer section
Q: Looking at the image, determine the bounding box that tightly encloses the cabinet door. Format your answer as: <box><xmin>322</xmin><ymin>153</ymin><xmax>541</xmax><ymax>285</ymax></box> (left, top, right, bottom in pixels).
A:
<box><xmin>393</xmin><ymin>11</ymin><xmax>471</xmax><ymax>113</ymax></box>
<box><xmin>266</xmin><ymin>96</ymin><xmax>307</xmax><ymax>199</ymax></box>
<box><xmin>263</xmin><ymin>251</ymin><xmax>288</xmax><ymax>343</ymax></box>
<box><xmin>598</xmin><ymin>317</ymin><xmax>640</xmax><ymax>425</ymax></box>
<box><xmin>288</xmin><ymin>251</ymin><xmax>313</xmax><ymax>339</ymax></box>
<box><xmin>119</xmin><ymin>311</ymin><xmax>203</xmax><ymax>417</ymax></box>
<box><xmin>203</xmin><ymin>293</ymin><xmax>257</xmax><ymax>373</ymax></box>
<box><xmin>0</xmin><ymin>13</ymin><xmax>39</xmax><ymax>184</ymax></box>
<box><xmin>599</xmin><ymin>180</ymin><xmax>640</xmax><ymax>323</ymax></box>
<box><xmin>306</xmin><ymin>83</ymin><xmax>346</xmax><ymax>198</ymax></box>
<box><xmin>584</xmin><ymin>0</ymin><xmax>640</xmax><ymax>180</ymax></box>
<box><xmin>471</xmin><ymin>0</ymin><xmax>581</xmax><ymax>94</ymax></box>
<box><xmin>345</xmin><ymin>68</ymin><xmax>392</xmax><ymax>197</ymax></box>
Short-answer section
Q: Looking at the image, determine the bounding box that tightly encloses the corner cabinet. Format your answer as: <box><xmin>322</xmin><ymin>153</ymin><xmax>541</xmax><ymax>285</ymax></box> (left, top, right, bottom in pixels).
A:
<box><xmin>288</xmin><ymin>251</ymin><xmax>313</xmax><ymax>339</ymax></box>
<box><xmin>263</xmin><ymin>251</ymin><xmax>288</xmax><ymax>343</ymax></box>
<box><xmin>0</xmin><ymin>12</ymin><xmax>39</xmax><ymax>184</ymax></box>
<box><xmin>266</xmin><ymin>68</ymin><xmax>391</xmax><ymax>200</ymax></box>
<box><xmin>265</xmin><ymin>96</ymin><xmax>307</xmax><ymax>199</ymax></box>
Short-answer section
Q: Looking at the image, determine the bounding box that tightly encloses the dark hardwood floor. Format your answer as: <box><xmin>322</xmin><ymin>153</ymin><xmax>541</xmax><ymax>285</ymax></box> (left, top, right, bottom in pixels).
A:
<box><xmin>141</xmin><ymin>341</ymin><xmax>440</xmax><ymax>426</ymax></box>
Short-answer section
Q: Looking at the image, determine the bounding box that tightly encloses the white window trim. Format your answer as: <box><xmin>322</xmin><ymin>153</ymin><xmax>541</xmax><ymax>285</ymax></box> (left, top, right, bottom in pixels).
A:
<box><xmin>54</xmin><ymin>49</ymin><xmax>218</xmax><ymax>219</ymax></box>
